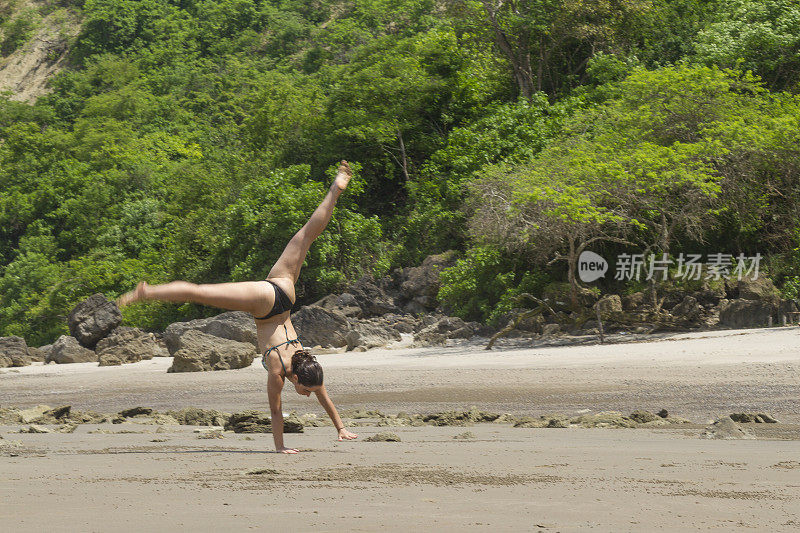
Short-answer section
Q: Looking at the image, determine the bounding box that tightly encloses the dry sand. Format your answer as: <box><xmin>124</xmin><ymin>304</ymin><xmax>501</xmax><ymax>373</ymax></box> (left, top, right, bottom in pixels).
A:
<box><xmin>2</xmin><ymin>327</ymin><xmax>799</xmax><ymax>531</ymax></box>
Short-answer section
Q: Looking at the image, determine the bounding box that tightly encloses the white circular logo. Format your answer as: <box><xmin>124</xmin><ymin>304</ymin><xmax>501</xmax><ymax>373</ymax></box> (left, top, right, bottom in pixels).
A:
<box><xmin>578</xmin><ymin>251</ymin><xmax>608</xmax><ymax>282</ymax></box>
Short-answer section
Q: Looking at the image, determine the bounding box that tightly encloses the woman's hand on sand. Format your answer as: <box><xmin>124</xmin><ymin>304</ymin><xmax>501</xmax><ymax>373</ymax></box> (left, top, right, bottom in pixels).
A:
<box><xmin>277</xmin><ymin>447</ymin><xmax>299</xmax><ymax>454</ymax></box>
<box><xmin>337</xmin><ymin>428</ymin><xmax>358</xmax><ymax>441</ymax></box>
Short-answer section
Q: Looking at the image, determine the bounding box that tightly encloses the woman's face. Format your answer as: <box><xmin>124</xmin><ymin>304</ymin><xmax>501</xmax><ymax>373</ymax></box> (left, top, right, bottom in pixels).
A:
<box><xmin>291</xmin><ymin>377</ymin><xmax>321</xmax><ymax>396</ymax></box>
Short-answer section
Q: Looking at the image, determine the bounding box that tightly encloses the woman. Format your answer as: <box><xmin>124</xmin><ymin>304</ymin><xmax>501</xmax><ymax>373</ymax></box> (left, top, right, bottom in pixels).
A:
<box><xmin>118</xmin><ymin>161</ymin><xmax>359</xmax><ymax>453</ymax></box>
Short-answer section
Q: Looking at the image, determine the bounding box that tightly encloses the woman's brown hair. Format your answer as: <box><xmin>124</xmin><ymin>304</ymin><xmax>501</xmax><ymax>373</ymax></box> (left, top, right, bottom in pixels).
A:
<box><xmin>292</xmin><ymin>349</ymin><xmax>323</xmax><ymax>386</ymax></box>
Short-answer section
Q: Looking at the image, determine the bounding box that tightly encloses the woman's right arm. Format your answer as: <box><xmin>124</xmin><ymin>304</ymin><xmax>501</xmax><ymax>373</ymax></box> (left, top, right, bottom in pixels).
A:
<box><xmin>267</xmin><ymin>372</ymin><xmax>297</xmax><ymax>454</ymax></box>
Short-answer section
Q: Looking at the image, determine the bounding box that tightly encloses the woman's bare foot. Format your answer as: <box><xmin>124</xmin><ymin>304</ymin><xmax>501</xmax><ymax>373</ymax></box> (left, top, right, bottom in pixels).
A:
<box><xmin>116</xmin><ymin>281</ymin><xmax>148</xmax><ymax>308</ymax></box>
<box><xmin>334</xmin><ymin>160</ymin><xmax>352</xmax><ymax>190</ymax></box>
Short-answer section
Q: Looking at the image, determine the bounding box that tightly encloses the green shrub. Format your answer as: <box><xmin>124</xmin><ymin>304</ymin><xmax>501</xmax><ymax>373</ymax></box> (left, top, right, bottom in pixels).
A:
<box><xmin>438</xmin><ymin>246</ymin><xmax>550</xmax><ymax>324</ymax></box>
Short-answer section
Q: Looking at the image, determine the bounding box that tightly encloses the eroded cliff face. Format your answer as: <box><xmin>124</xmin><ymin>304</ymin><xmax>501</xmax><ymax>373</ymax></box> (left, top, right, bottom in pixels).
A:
<box><xmin>0</xmin><ymin>0</ymin><xmax>81</xmax><ymax>103</ymax></box>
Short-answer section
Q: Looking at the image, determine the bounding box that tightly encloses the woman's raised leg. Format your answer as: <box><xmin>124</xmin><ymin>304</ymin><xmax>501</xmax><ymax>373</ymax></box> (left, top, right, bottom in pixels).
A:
<box><xmin>267</xmin><ymin>160</ymin><xmax>352</xmax><ymax>284</ymax></box>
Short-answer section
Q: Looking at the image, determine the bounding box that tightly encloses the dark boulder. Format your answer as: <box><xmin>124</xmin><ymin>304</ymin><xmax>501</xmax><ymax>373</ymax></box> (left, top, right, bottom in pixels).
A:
<box><xmin>0</xmin><ymin>336</ymin><xmax>31</xmax><ymax>368</ymax></box>
<box><xmin>670</xmin><ymin>296</ymin><xmax>702</xmax><ymax>322</ymax></box>
<box><xmin>225</xmin><ymin>411</ymin><xmax>303</xmax><ymax>433</ymax></box>
<box><xmin>347</xmin><ymin>277</ymin><xmax>401</xmax><ymax>317</ymax></box>
<box><xmin>398</xmin><ymin>251</ymin><xmax>457</xmax><ymax>313</ymax></box>
<box><xmin>292</xmin><ymin>305</ymin><xmax>350</xmax><ymax>348</ymax></box>
<box><xmin>719</xmin><ymin>299</ymin><xmax>773</xmax><ymax>328</ymax></box>
<box><xmin>68</xmin><ymin>294</ymin><xmax>122</xmax><ymax>348</ymax></box>
<box><xmin>312</xmin><ymin>293</ymin><xmax>362</xmax><ymax>318</ymax></box>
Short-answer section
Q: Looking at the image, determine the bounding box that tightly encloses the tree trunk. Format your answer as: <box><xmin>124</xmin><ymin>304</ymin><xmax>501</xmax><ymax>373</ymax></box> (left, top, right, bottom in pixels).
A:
<box><xmin>397</xmin><ymin>129</ymin><xmax>410</xmax><ymax>182</ymax></box>
<box><xmin>567</xmin><ymin>237</ymin><xmax>580</xmax><ymax>311</ymax></box>
<box><xmin>480</xmin><ymin>1</ymin><xmax>534</xmax><ymax>100</ymax></box>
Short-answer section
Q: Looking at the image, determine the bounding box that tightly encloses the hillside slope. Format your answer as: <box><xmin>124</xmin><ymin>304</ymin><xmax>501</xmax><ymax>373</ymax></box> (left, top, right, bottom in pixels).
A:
<box><xmin>0</xmin><ymin>0</ymin><xmax>80</xmax><ymax>102</ymax></box>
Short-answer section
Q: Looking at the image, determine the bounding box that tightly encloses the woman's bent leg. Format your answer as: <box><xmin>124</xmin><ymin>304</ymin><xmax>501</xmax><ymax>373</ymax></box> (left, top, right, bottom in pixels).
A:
<box><xmin>121</xmin><ymin>280</ymin><xmax>273</xmax><ymax>316</ymax></box>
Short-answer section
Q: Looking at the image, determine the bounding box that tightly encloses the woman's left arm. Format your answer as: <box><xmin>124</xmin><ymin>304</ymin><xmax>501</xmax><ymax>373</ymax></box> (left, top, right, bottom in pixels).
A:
<box><xmin>314</xmin><ymin>385</ymin><xmax>358</xmax><ymax>441</ymax></box>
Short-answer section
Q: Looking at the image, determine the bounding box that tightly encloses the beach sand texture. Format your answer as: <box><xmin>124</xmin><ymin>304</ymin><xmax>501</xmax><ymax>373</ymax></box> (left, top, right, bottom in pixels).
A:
<box><xmin>2</xmin><ymin>327</ymin><xmax>799</xmax><ymax>531</ymax></box>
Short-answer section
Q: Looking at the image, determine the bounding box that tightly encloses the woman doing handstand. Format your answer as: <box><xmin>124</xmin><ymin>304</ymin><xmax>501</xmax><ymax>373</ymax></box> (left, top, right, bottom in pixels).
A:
<box><xmin>118</xmin><ymin>161</ymin><xmax>358</xmax><ymax>453</ymax></box>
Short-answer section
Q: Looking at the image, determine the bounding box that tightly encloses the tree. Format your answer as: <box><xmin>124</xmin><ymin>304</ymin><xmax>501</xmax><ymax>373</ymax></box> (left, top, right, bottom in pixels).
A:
<box><xmin>694</xmin><ymin>0</ymin><xmax>800</xmax><ymax>91</ymax></box>
<box><xmin>469</xmin><ymin>161</ymin><xmax>634</xmax><ymax>309</ymax></box>
<box><xmin>450</xmin><ymin>0</ymin><xmax>653</xmax><ymax>98</ymax></box>
<box><xmin>466</xmin><ymin>66</ymin><xmax>768</xmax><ymax>306</ymax></box>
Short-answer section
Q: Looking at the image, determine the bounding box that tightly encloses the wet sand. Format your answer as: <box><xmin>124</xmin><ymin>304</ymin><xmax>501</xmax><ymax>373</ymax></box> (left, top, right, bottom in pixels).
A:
<box><xmin>2</xmin><ymin>327</ymin><xmax>799</xmax><ymax>531</ymax></box>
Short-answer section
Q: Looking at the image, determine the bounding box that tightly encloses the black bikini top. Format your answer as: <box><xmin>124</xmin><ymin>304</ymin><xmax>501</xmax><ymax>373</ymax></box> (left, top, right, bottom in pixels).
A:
<box><xmin>261</xmin><ymin>324</ymin><xmax>303</xmax><ymax>380</ymax></box>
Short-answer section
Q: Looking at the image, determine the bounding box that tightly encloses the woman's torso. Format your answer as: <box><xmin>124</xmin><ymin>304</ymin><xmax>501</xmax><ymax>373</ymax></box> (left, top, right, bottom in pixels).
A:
<box><xmin>256</xmin><ymin>316</ymin><xmax>299</xmax><ymax>357</ymax></box>
<box><xmin>254</xmin><ymin>277</ymin><xmax>300</xmax><ymax>375</ymax></box>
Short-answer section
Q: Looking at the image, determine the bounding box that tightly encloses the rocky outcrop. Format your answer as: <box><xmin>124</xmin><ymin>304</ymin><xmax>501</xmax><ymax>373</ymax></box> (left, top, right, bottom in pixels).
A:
<box><xmin>730</xmin><ymin>412</ymin><xmax>779</xmax><ymax>423</ymax></box>
<box><xmin>670</xmin><ymin>296</ymin><xmax>702</xmax><ymax>322</ymax></box>
<box><xmin>398</xmin><ymin>251</ymin><xmax>457</xmax><ymax>313</ymax></box>
<box><xmin>0</xmin><ymin>0</ymin><xmax>81</xmax><ymax>104</ymax></box>
<box><xmin>422</xmin><ymin>407</ymin><xmax>500</xmax><ymax>426</ymax></box>
<box><xmin>0</xmin><ymin>336</ymin><xmax>31</xmax><ymax>368</ymax></box>
<box><xmin>225</xmin><ymin>411</ymin><xmax>303</xmax><ymax>433</ymax></box>
<box><xmin>313</xmin><ymin>293</ymin><xmax>362</xmax><ymax>318</ymax></box>
<box><xmin>96</xmin><ymin>327</ymin><xmax>167</xmax><ymax>366</ymax></box>
<box><xmin>347</xmin><ymin>277</ymin><xmax>401</xmax><ymax>317</ymax></box>
<box><xmin>414</xmin><ymin>315</ymin><xmax>477</xmax><ymax>346</ymax></box>
<box><xmin>701</xmin><ymin>416</ymin><xmax>755</xmax><ymax>439</ymax></box>
<box><xmin>628</xmin><ymin>410</ymin><xmax>659</xmax><ymax>424</ymax></box>
<box><xmin>694</xmin><ymin>284</ymin><xmax>726</xmax><ymax>306</ymax></box>
<box><xmin>119</xmin><ymin>407</ymin><xmax>153</xmax><ymax>418</ymax></box>
<box><xmin>46</xmin><ymin>335</ymin><xmax>97</xmax><ymax>364</ymax></box>
<box><xmin>719</xmin><ymin>299</ymin><xmax>774</xmax><ymax>328</ymax></box>
<box><xmin>569</xmin><ymin>411</ymin><xmax>638</xmax><ymax>428</ymax></box>
<box><xmin>163</xmin><ymin>311</ymin><xmax>257</xmax><ymax>354</ymax></box>
<box><xmin>167</xmin><ymin>330</ymin><xmax>256</xmax><ymax>372</ymax></box>
<box><xmin>292</xmin><ymin>306</ymin><xmax>350</xmax><ymax>348</ymax></box>
<box><xmin>380</xmin><ymin>313</ymin><xmax>418</xmax><ymax>334</ymax></box>
<box><xmin>68</xmin><ymin>294</ymin><xmax>123</xmax><ymax>348</ymax></box>
<box><xmin>166</xmin><ymin>407</ymin><xmax>230</xmax><ymax>426</ymax></box>
<box><xmin>345</xmin><ymin>320</ymin><xmax>402</xmax><ymax>350</ymax></box>
<box><xmin>541</xmin><ymin>323</ymin><xmax>561</xmax><ymax>337</ymax></box>
<box><xmin>622</xmin><ymin>292</ymin><xmax>645</xmax><ymax>311</ymax></box>
<box><xmin>26</xmin><ymin>346</ymin><xmax>46</xmax><ymax>362</ymax></box>
<box><xmin>735</xmin><ymin>278</ymin><xmax>781</xmax><ymax>305</ymax></box>
<box><xmin>594</xmin><ymin>294</ymin><xmax>622</xmax><ymax>314</ymax></box>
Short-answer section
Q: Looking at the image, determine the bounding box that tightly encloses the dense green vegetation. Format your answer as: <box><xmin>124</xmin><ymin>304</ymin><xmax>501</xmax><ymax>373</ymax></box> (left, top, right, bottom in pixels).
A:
<box><xmin>1</xmin><ymin>0</ymin><xmax>799</xmax><ymax>343</ymax></box>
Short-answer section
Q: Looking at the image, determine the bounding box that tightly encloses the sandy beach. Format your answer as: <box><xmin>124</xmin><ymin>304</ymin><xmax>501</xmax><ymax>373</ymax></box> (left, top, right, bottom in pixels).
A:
<box><xmin>2</xmin><ymin>327</ymin><xmax>799</xmax><ymax>531</ymax></box>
